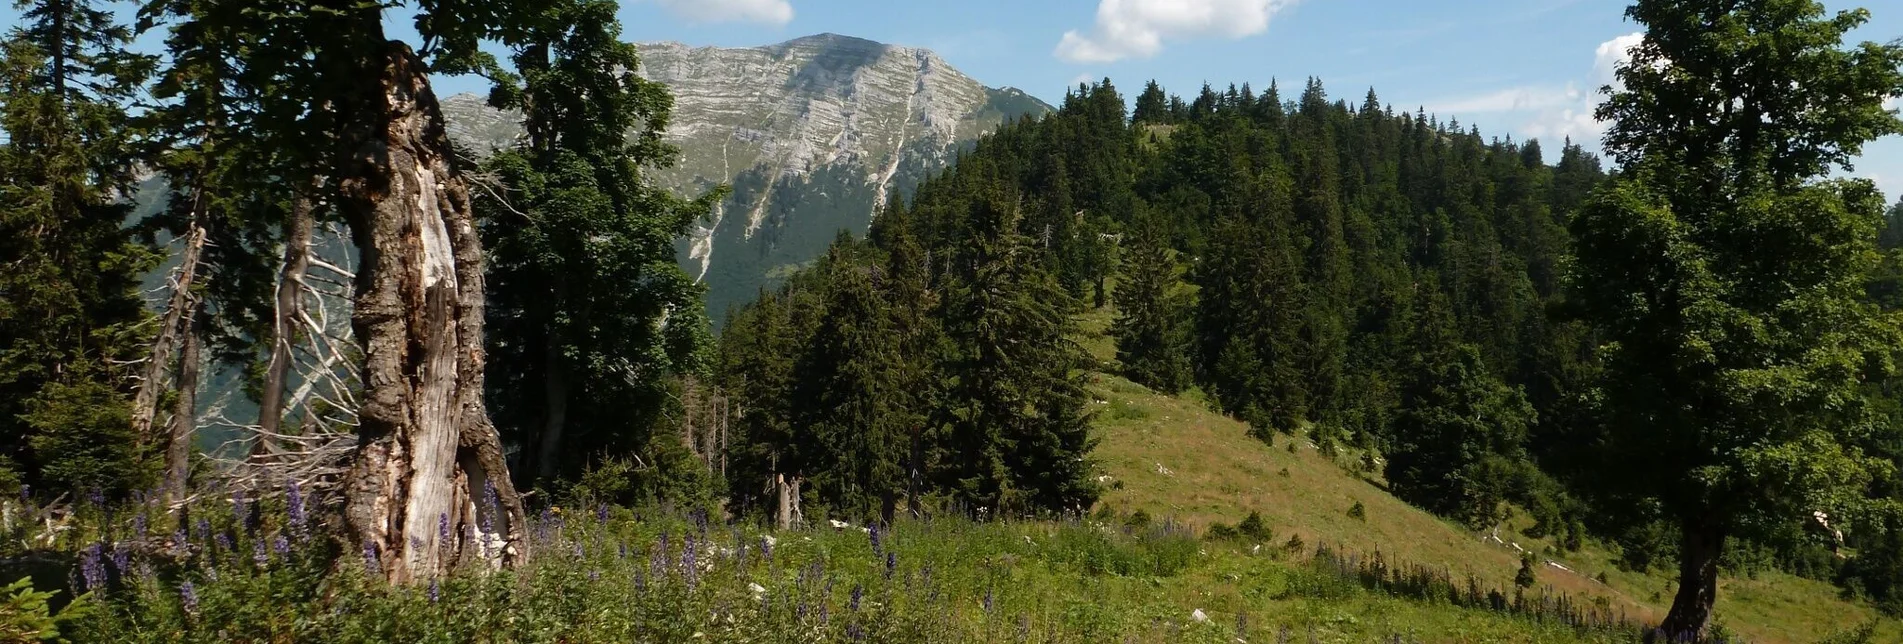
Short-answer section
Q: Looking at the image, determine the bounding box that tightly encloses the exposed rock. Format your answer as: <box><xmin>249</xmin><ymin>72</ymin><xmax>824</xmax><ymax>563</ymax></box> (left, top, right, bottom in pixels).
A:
<box><xmin>441</xmin><ymin>33</ymin><xmax>1051</xmax><ymax>321</ymax></box>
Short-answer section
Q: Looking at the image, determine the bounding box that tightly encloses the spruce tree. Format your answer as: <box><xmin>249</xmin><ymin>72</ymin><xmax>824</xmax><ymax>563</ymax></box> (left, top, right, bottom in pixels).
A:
<box><xmin>1112</xmin><ymin>211</ymin><xmax>1191</xmax><ymax>393</ymax></box>
<box><xmin>937</xmin><ymin>190</ymin><xmax>1097</xmax><ymax>515</ymax></box>
<box><xmin>0</xmin><ymin>0</ymin><xmax>159</xmax><ymax>497</ymax></box>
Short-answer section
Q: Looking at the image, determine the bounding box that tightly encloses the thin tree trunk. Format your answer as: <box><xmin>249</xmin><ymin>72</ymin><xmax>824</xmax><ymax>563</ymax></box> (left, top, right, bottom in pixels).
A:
<box><xmin>131</xmin><ymin>209</ymin><xmax>208</xmax><ymax>442</ymax></box>
<box><xmin>256</xmin><ymin>193</ymin><xmax>315</xmax><ymax>454</ymax></box>
<box><xmin>1653</xmin><ymin>519</ymin><xmax>1725</xmax><ymax>642</ymax></box>
<box><xmin>163</xmin><ymin>325</ymin><xmax>201</xmax><ymax>505</ymax></box>
<box><xmin>338</xmin><ymin>42</ymin><xmax>528</xmax><ymax>583</ymax></box>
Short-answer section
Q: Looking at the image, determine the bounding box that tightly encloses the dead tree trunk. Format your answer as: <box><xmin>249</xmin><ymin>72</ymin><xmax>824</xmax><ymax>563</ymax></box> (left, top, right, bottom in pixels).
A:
<box><xmin>337</xmin><ymin>43</ymin><xmax>528</xmax><ymax>583</ymax></box>
<box><xmin>163</xmin><ymin>327</ymin><xmax>201</xmax><ymax>504</ymax></box>
<box><xmin>131</xmin><ymin>208</ymin><xmax>208</xmax><ymax>442</ymax></box>
<box><xmin>256</xmin><ymin>193</ymin><xmax>316</xmax><ymax>456</ymax></box>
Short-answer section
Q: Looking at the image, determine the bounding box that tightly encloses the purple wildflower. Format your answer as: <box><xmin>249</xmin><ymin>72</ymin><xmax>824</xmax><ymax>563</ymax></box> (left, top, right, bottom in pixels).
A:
<box><xmin>683</xmin><ymin>534</ymin><xmax>699</xmax><ymax>590</ymax></box>
<box><xmin>86</xmin><ymin>488</ymin><xmax>104</xmax><ymax>506</ymax></box>
<box><xmin>848</xmin><ymin>624</ymin><xmax>865</xmax><ymax>642</ymax></box>
<box><xmin>253</xmin><ymin>539</ymin><xmax>269</xmax><ymax>569</ymax></box>
<box><xmin>983</xmin><ymin>588</ymin><xmax>995</xmax><ymax>613</ymax></box>
<box><xmin>172</xmin><ymin>529</ymin><xmax>188</xmax><ymax>553</ymax></box>
<box><xmin>481</xmin><ymin>481</ymin><xmax>498</xmax><ymax>533</ymax></box>
<box><xmin>885</xmin><ymin>552</ymin><xmax>896</xmax><ymax>580</ymax></box>
<box><xmin>868</xmin><ymin>523</ymin><xmax>882</xmax><ymax>558</ymax></box>
<box><xmin>618</xmin><ymin>542</ymin><xmax>628</xmax><ymax>559</ymax></box>
<box><xmin>588</xmin><ymin>568</ymin><xmax>600</xmax><ymax>581</ymax></box>
<box><xmin>179</xmin><ymin>581</ymin><xmax>198</xmax><ymax>613</ymax></box>
<box><xmin>111</xmin><ymin>546</ymin><xmax>131</xmax><ymax>577</ymax></box>
<box><xmin>596</xmin><ymin>504</ymin><xmax>609</xmax><ymax>524</ymax></box>
<box><xmin>761</xmin><ymin>535</ymin><xmax>774</xmax><ymax>564</ymax></box>
<box><xmin>194</xmin><ymin>518</ymin><xmax>211</xmax><ymax>542</ymax></box>
<box><xmin>850</xmin><ymin>584</ymin><xmax>863</xmax><ymax>611</ymax></box>
<box><xmin>273</xmin><ymin>535</ymin><xmax>291</xmax><ymax>556</ymax></box>
<box><xmin>427</xmin><ymin>578</ymin><xmax>440</xmax><ymax>603</ymax></box>
<box><xmin>363</xmin><ymin>540</ymin><xmax>381</xmax><ymax>576</ymax></box>
<box><xmin>286</xmin><ymin>480</ymin><xmax>306</xmax><ymax>534</ymax></box>
<box><xmin>79</xmin><ymin>543</ymin><xmax>105</xmax><ymax>592</ymax></box>
<box><xmin>214</xmin><ymin>532</ymin><xmax>232</xmax><ymax>552</ymax></box>
<box><xmin>133</xmin><ymin>513</ymin><xmax>147</xmax><ymax>539</ymax></box>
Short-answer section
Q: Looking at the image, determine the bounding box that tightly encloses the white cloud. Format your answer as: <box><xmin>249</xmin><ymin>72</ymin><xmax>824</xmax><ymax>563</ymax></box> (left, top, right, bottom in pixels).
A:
<box><xmin>1591</xmin><ymin>32</ymin><xmax>1643</xmax><ymax>90</ymax></box>
<box><xmin>1422</xmin><ymin>33</ymin><xmax>1643</xmax><ymax>149</ymax></box>
<box><xmin>1055</xmin><ymin>0</ymin><xmax>1297</xmax><ymax>64</ymax></box>
<box><xmin>1069</xmin><ymin>72</ymin><xmax>1098</xmax><ymax>87</ymax></box>
<box><xmin>653</xmin><ymin>0</ymin><xmax>793</xmax><ymax>26</ymax></box>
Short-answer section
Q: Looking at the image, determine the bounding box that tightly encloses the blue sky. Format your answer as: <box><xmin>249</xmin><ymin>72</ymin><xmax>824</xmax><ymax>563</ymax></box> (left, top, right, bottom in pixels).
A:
<box><xmin>5</xmin><ymin>0</ymin><xmax>1900</xmax><ymax>196</ymax></box>
<box><xmin>594</xmin><ymin>0</ymin><xmax>1903</xmax><ymax>197</ymax></box>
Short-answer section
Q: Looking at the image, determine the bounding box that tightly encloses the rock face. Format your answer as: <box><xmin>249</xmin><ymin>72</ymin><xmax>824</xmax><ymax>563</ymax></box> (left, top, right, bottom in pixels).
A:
<box><xmin>442</xmin><ymin>33</ymin><xmax>1050</xmax><ymax>323</ymax></box>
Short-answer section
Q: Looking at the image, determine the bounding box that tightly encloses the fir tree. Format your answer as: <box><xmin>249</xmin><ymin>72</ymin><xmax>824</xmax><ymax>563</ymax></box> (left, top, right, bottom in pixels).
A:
<box><xmin>1112</xmin><ymin>211</ymin><xmax>1192</xmax><ymax>393</ymax></box>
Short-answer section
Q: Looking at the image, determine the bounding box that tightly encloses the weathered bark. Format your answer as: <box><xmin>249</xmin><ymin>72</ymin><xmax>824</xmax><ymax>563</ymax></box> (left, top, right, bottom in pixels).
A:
<box><xmin>1652</xmin><ymin>519</ymin><xmax>1725</xmax><ymax>642</ymax></box>
<box><xmin>131</xmin><ymin>213</ymin><xmax>208</xmax><ymax>442</ymax></box>
<box><xmin>162</xmin><ymin>327</ymin><xmax>201</xmax><ymax>505</ymax></box>
<box><xmin>337</xmin><ymin>43</ymin><xmax>528</xmax><ymax>583</ymax></box>
<box><xmin>256</xmin><ymin>193</ymin><xmax>315</xmax><ymax>453</ymax></box>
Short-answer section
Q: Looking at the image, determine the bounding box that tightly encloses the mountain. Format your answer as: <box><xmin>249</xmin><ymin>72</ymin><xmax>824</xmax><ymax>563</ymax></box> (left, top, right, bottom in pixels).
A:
<box><xmin>441</xmin><ymin>33</ymin><xmax>1052</xmax><ymax>322</ymax></box>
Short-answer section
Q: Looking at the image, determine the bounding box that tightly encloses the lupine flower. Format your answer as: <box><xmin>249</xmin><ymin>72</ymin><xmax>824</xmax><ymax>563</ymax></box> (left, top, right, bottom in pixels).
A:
<box><xmin>618</xmin><ymin>542</ymin><xmax>628</xmax><ymax>559</ymax></box>
<box><xmin>111</xmin><ymin>546</ymin><xmax>130</xmax><ymax>577</ymax></box>
<box><xmin>215</xmin><ymin>533</ymin><xmax>233</xmax><ymax>552</ymax></box>
<box><xmin>132</xmin><ymin>513</ymin><xmax>147</xmax><ymax>539</ymax></box>
<box><xmin>87</xmin><ymin>488</ymin><xmax>104</xmax><ymax>506</ymax></box>
<box><xmin>885</xmin><ymin>552</ymin><xmax>896</xmax><ymax>580</ymax></box>
<box><xmin>79</xmin><ymin>543</ymin><xmax>105</xmax><ymax>591</ymax></box>
<box><xmin>848</xmin><ymin>624</ymin><xmax>865</xmax><ymax>642</ymax></box>
<box><xmin>363</xmin><ymin>540</ymin><xmax>381</xmax><ymax>575</ymax></box>
<box><xmin>172</xmin><ymin>529</ymin><xmax>188</xmax><ymax>553</ymax></box>
<box><xmin>850</xmin><ymin>584</ymin><xmax>863</xmax><ymax>611</ymax></box>
<box><xmin>428</xmin><ymin>578</ymin><xmax>440</xmax><ymax>603</ymax></box>
<box><xmin>180</xmin><ymin>581</ymin><xmax>198</xmax><ymax>613</ymax></box>
<box><xmin>683</xmin><ymin>534</ymin><xmax>699</xmax><ymax>590</ymax></box>
<box><xmin>983</xmin><ymin>588</ymin><xmax>995</xmax><ymax>613</ymax></box>
<box><xmin>232</xmin><ymin>494</ymin><xmax>251</xmax><ymax>534</ymax></box>
<box><xmin>482</xmin><ymin>481</ymin><xmax>499</xmax><ymax>533</ymax></box>
<box><xmin>273</xmin><ymin>535</ymin><xmax>291</xmax><ymax>556</ymax></box>
<box><xmin>438</xmin><ymin>513</ymin><xmax>451</xmax><ymax>548</ymax></box>
<box><xmin>761</xmin><ymin>535</ymin><xmax>774</xmax><ymax>564</ymax></box>
<box><xmin>596</xmin><ymin>504</ymin><xmax>609</xmax><ymax>524</ymax></box>
<box><xmin>194</xmin><ymin>518</ymin><xmax>211</xmax><ymax>542</ymax></box>
<box><xmin>254</xmin><ymin>539</ymin><xmax>269</xmax><ymax>568</ymax></box>
<box><xmin>868</xmin><ymin>523</ymin><xmax>882</xmax><ymax>558</ymax></box>
<box><xmin>287</xmin><ymin>480</ymin><xmax>306</xmax><ymax>535</ymax></box>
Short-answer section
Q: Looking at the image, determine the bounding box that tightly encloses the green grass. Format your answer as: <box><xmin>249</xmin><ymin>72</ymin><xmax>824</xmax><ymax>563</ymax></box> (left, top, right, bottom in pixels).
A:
<box><xmin>1073</xmin><ymin>297</ymin><xmax>1901</xmax><ymax>643</ymax></box>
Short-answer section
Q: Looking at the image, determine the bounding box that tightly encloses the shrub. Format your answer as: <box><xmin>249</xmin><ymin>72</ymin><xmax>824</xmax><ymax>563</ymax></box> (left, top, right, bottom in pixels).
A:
<box><xmin>1515</xmin><ymin>554</ymin><xmax>1537</xmax><ymax>589</ymax></box>
<box><xmin>1347</xmin><ymin>501</ymin><xmax>1366</xmax><ymax>521</ymax></box>
<box><xmin>1124</xmin><ymin>509</ymin><xmax>1152</xmax><ymax>530</ymax></box>
<box><xmin>1283</xmin><ymin>534</ymin><xmax>1306</xmax><ymax>555</ymax></box>
<box><xmin>1237</xmin><ymin>512</ymin><xmax>1272</xmax><ymax>542</ymax></box>
<box><xmin>1204</xmin><ymin>523</ymin><xmax>1239</xmax><ymax>541</ymax></box>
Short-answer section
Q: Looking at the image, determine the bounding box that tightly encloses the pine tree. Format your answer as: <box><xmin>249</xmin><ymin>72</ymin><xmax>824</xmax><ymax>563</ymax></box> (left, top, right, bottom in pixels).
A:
<box><xmin>478</xmin><ymin>0</ymin><xmax>723</xmax><ymax>491</ymax></box>
<box><xmin>937</xmin><ymin>190</ymin><xmax>1098</xmax><ymax>515</ymax></box>
<box><xmin>1132</xmin><ymin>80</ymin><xmax>1169</xmax><ymax>125</ymax></box>
<box><xmin>1112</xmin><ymin>211</ymin><xmax>1192</xmax><ymax>393</ymax></box>
<box><xmin>0</xmin><ymin>0</ymin><xmax>160</xmax><ymax>497</ymax></box>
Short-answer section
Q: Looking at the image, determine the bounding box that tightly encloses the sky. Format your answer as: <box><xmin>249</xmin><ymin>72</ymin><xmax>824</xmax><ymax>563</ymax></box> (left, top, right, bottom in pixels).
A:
<box><xmin>4</xmin><ymin>0</ymin><xmax>1900</xmax><ymax>196</ymax></box>
<box><xmin>591</xmin><ymin>0</ymin><xmax>1903</xmax><ymax>197</ymax></box>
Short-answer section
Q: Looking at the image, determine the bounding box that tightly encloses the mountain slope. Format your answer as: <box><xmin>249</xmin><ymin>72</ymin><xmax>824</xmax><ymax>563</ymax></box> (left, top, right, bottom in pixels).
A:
<box><xmin>1073</xmin><ymin>306</ymin><xmax>1900</xmax><ymax>643</ymax></box>
<box><xmin>442</xmin><ymin>33</ymin><xmax>1051</xmax><ymax>321</ymax></box>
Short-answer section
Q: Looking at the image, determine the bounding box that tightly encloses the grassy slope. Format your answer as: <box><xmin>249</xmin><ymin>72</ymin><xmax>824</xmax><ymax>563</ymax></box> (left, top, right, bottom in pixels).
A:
<box><xmin>1074</xmin><ymin>303</ymin><xmax>1898</xmax><ymax>643</ymax></box>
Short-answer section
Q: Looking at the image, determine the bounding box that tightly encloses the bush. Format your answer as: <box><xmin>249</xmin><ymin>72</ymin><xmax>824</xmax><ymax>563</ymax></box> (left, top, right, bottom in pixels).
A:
<box><xmin>1515</xmin><ymin>554</ymin><xmax>1537</xmax><ymax>589</ymax></box>
<box><xmin>1237</xmin><ymin>512</ymin><xmax>1272</xmax><ymax>542</ymax></box>
<box><xmin>1124</xmin><ymin>509</ymin><xmax>1152</xmax><ymax>530</ymax></box>
<box><xmin>1204</xmin><ymin>523</ymin><xmax>1239</xmax><ymax>541</ymax></box>
<box><xmin>1347</xmin><ymin>500</ymin><xmax>1366</xmax><ymax>521</ymax></box>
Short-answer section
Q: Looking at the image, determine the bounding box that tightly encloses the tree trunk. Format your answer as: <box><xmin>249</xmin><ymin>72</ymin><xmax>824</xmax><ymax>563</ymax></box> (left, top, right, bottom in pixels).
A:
<box><xmin>131</xmin><ymin>209</ymin><xmax>208</xmax><ymax>442</ymax></box>
<box><xmin>255</xmin><ymin>193</ymin><xmax>314</xmax><ymax>458</ymax></box>
<box><xmin>1653</xmin><ymin>519</ymin><xmax>1725</xmax><ymax>642</ymax></box>
<box><xmin>337</xmin><ymin>42</ymin><xmax>528</xmax><ymax>583</ymax></box>
<box><xmin>163</xmin><ymin>326</ymin><xmax>201</xmax><ymax>505</ymax></box>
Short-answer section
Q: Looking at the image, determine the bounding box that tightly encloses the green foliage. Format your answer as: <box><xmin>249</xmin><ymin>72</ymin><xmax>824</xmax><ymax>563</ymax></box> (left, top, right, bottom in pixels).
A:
<box><xmin>1347</xmin><ymin>500</ymin><xmax>1366</xmax><ymax>522</ymax></box>
<box><xmin>1515</xmin><ymin>554</ymin><xmax>1537</xmax><ymax>589</ymax></box>
<box><xmin>1112</xmin><ymin>211</ymin><xmax>1192</xmax><ymax>393</ymax></box>
<box><xmin>0</xmin><ymin>578</ymin><xmax>64</xmax><ymax>642</ymax></box>
<box><xmin>0</xmin><ymin>1</ymin><xmax>161</xmax><ymax>500</ymax></box>
<box><xmin>1237</xmin><ymin>511</ymin><xmax>1272</xmax><ymax>542</ymax></box>
<box><xmin>477</xmin><ymin>0</ymin><xmax>723</xmax><ymax>490</ymax></box>
<box><xmin>1385</xmin><ymin>344</ymin><xmax>1537</xmax><ymax>530</ymax></box>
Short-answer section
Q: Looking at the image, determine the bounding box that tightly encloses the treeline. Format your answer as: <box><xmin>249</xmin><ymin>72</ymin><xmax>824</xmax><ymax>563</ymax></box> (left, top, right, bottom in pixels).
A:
<box><xmin>716</xmin><ymin>76</ymin><xmax>1608</xmax><ymax>534</ymax></box>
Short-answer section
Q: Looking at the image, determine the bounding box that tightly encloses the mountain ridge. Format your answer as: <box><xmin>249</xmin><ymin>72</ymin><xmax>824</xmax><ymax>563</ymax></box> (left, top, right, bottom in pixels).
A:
<box><xmin>441</xmin><ymin>33</ymin><xmax>1052</xmax><ymax>321</ymax></box>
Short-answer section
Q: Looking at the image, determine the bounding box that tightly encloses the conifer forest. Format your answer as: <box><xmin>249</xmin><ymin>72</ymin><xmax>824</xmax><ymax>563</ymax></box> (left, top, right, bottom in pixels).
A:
<box><xmin>3</xmin><ymin>0</ymin><xmax>1903</xmax><ymax>641</ymax></box>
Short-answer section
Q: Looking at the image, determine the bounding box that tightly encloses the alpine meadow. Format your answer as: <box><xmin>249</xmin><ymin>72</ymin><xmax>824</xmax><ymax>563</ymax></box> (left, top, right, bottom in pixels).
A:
<box><xmin>5</xmin><ymin>0</ymin><xmax>1903</xmax><ymax>642</ymax></box>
